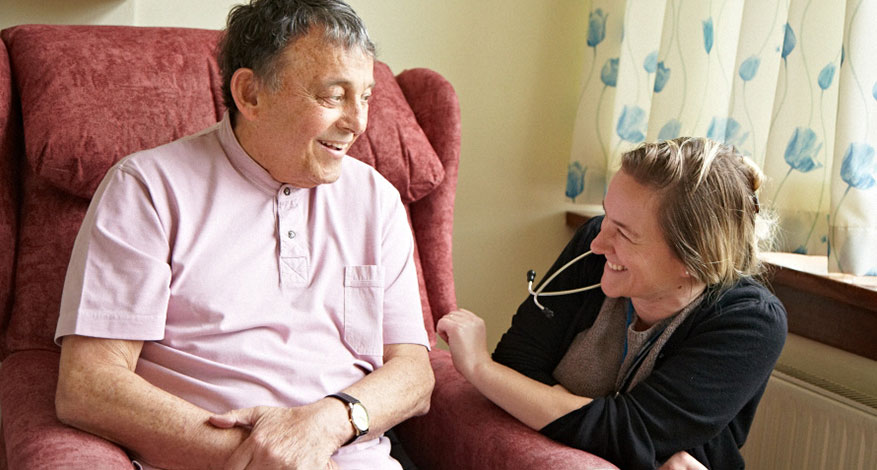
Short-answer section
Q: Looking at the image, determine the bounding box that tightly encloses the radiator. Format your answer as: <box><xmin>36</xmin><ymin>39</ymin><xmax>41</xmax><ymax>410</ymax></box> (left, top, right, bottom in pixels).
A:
<box><xmin>741</xmin><ymin>368</ymin><xmax>877</xmax><ymax>470</ymax></box>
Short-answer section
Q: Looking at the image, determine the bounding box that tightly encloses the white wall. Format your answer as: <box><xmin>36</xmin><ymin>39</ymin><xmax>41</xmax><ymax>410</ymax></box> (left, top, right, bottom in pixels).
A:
<box><xmin>0</xmin><ymin>0</ymin><xmax>588</xmax><ymax>349</ymax></box>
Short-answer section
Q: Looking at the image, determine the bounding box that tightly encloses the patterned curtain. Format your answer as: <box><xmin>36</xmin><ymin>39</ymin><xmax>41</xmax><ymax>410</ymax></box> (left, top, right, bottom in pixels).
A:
<box><xmin>566</xmin><ymin>0</ymin><xmax>877</xmax><ymax>276</ymax></box>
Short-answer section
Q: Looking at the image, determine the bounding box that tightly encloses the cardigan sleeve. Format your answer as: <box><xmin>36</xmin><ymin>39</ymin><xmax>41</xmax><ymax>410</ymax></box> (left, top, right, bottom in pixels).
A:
<box><xmin>492</xmin><ymin>216</ymin><xmax>607</xmax><ymax>385</ymax></box>
<box><xmin>540</xmin><ymin>282</ymin><xmax>787</xmax><ymax>469</ymax></box>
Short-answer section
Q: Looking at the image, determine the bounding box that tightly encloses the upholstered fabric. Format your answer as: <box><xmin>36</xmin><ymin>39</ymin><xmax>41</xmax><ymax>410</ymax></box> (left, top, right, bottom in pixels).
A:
<box><xmin>350</xmin><ymin>61</ymin><xmax>445</xmax><ymax>204</ymax></box>
<box><xmin>2</xmin><ymin>24</ymin><xmax>442</xmax><ymax>205</ymax></box>
<box><xmin>0</xmin><ymin>351</ymin><xmax>132</xmax><ymax>468</ymax></box>
<box><xmin>4</xmin><ymin>25</ymin><xmax>224</xmax><ymax>200</ymax></box>
<box><xmin>0</xmin><ymin>37</ymin><xmax>19</xmax><ymax>359</ymax></box>
<box><xmin>0</xmin><ymin>24</ymin><xmax>617</xmax><ymax>470</ymax></box>
<box><xmin>398</xmin><ymin>351</ymin><xmax>619</xmax><ymax>469</ymax></box>
<box><xmin>409</xmin><ymin>217</ymin><xmax>437</xmax><ymax>347</ymax></box>
<box><xmin>0</xmin><ymin>24</ymin><xmax>447</xmax><ymax>353</ymax></box>
<box><xmin>5</xmin><ymin>176</ymin><xmax>89</xmax><ymax>353</ymax></box>
<box><xmin>397</xmin><ymin>68</ymin><xmax>460</xmax><ymax>328</ymax></box>
<box><xmin>0</xmin><ymin>40</ymin><xmax>14</xmax><ymax>469</ymax></box>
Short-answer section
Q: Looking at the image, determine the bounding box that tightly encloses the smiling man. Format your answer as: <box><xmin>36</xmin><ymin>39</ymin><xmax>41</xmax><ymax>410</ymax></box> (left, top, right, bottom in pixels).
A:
<box><xmin>53</xmin><ymin>1</ymin><xmax>434</xmax><ymax>469</ymax></box>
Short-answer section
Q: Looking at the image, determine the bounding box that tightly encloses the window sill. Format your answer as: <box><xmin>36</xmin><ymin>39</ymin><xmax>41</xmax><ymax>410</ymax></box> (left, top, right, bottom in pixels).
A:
<box><xmin>760</xmin><ymin>252</ymin><xmax>877</xmax><ymax>292</ymax></box>
<box><xmin>566</xmin><ymin>211</ymin><xmax>877</xmax><ymax>361</ymax></box>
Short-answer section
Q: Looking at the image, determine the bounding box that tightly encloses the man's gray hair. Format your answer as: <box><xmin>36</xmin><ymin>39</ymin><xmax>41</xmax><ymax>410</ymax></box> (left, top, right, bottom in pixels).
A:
<box><xmin>218</xmin><ymin>0</ymin><xmax>376</xmax><ymax>113</ymax></box>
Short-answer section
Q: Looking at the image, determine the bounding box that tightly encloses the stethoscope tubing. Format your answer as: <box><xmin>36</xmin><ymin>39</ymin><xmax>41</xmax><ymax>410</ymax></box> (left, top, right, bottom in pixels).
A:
<box><xmin>527</xmin><ymin>250</ymin><xmax>602</xmax><ymax>316</ymax></box>
<box><xmin>528</xmin><ymin>249</ymin><xmax>666</xmax><ymax>398</ymax></box>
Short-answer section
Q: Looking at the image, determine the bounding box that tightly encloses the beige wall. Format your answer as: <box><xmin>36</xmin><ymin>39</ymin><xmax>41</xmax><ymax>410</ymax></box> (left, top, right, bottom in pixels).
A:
<box><xmin>0</xmin><ymin>0</ymin><xmax>237</xmax><ymax>30</ymax></box>
<box><xmin>0</xmin><ymin>0</ymin><xmax>587</xmax><ymax>349</ymax></box>
<box><xmin>349</xmin><ymin>2</ymin><xmax>586</xmax><ymax>349</ymax></box>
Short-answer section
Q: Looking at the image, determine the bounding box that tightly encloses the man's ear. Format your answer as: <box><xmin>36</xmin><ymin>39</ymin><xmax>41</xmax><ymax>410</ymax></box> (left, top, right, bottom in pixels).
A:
<box><xmin>230</xmin><ymin>68</ymin><xmax>261</xmax><ymax>121</ymax></box>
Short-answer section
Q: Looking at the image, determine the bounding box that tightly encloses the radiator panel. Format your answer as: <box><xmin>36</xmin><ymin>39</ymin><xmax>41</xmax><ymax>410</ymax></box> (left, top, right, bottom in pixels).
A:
<box><xmin>742</xmin><ymin>371</ymin><xmax>877</xmax><ymax>470</ymax></box>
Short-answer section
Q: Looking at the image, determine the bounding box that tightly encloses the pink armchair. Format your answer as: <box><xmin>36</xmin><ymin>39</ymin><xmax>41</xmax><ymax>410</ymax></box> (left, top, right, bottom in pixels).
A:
<box><xmin>0</xmin><ymin>24</ymin><xmax>616</xmax><ymax>469</ymax></box>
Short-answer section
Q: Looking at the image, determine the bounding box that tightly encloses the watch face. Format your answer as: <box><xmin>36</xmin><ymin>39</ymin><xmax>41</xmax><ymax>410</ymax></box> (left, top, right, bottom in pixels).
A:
<box><xmin>350</xmin><ymin>403</ymin><xmax>369</xmax><ymax>432</ymax></box>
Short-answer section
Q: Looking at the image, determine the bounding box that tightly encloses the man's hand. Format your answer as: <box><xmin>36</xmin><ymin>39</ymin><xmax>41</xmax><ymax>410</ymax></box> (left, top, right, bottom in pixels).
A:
<box><xmin>208</xmin><ymin>343</ymin><xmax>432</xmax><ymax>469</ymax></box>
<box><xmin>209</xmin><ymin>400</ymin><xmax>348</xmax><ymax>470</ymax></box>
<box><xmin>658</xmin><ymin>451</ymin><xmax>708</xmax><ymax>470</ymax></box>
<box><xmin>57</xmin><ymin>335</ymin><xmax>249</xmax><ymax>469</ymax></box>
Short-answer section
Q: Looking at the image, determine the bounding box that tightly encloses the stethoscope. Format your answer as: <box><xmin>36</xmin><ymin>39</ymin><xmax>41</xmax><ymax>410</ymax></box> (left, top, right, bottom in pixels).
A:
<box><xmin>527</xmin><ymin>250</ymin><xmax>666</xmax><ymax>397</ymax></box>
<box><xmin>526</xmin><ymin>250</ymin><xmax>602</xmax><ymax>318</ymax></box>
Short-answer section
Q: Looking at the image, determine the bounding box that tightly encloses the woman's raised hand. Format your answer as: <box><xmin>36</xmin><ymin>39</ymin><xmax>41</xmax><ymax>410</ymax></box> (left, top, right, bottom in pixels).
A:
<box><xmin>436</xmin><ymin>309</ymin><xmax>492</xmax><ymax>380</ymax></box>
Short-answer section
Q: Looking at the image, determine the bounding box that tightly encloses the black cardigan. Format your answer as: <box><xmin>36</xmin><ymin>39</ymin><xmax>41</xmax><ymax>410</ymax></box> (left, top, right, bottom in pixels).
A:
<box><xmin>493</xmin><ymin>217</ymin><xmax>787</xmax><ymax>469</ymax></box>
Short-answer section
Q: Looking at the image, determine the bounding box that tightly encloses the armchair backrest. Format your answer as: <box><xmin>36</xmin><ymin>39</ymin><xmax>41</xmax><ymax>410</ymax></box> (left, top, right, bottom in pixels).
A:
<box><xmin>0</xmin><ymin>38</ymin><xmax>20</xmax><ymax>359</ymax></box>
<box><xmin>397</xmin><ymin>68</ymin><xmax>461</xmax><ymax>332</ymax></box>
<box><xmin>0</xmin><ymin>24</ymin><xmax>459</xmax><ymax>357</ymax></box>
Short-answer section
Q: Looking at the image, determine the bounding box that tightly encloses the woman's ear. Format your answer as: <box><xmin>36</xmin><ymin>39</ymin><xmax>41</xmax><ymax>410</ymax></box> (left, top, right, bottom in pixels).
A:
<box><xmin>230</xmin><ymin>68</ymin><xmax>261</xmax><ymax>121</ymax></box>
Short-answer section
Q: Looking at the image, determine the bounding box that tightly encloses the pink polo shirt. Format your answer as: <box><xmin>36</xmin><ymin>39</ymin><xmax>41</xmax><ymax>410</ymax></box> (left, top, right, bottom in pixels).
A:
<box><xmin>56</xmin><ymin>114</ymin><xmax>428</xmax><ymax>469</ymax></box>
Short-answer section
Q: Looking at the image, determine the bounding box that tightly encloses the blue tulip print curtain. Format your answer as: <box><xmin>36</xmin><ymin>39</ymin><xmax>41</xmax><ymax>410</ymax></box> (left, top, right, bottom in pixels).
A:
<box><xmin>567</xmin><ymin>0</ymin><xmax>877</xmax><ymax>276</ymax></box>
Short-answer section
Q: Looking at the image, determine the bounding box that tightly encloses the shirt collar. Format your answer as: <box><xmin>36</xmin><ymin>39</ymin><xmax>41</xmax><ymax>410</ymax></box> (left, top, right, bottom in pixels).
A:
<box><xmin>218</xmin><ymin>111</ymin><xmax>283</xmax><ymax>194</ymax></box>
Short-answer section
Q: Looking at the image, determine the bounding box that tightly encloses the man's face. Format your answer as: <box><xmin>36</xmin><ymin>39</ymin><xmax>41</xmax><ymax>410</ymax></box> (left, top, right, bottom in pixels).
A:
<box><xmin>240</xmin><ymin>28</ymin><xmax>375</xmax><ymax>187</ymax></box>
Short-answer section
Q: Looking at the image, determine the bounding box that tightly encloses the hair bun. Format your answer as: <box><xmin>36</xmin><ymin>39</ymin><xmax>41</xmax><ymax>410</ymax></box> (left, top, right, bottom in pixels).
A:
<box><xmin>739</xmin><ymin>155</ymin><xmax>764</xmax><ymax>193</ymax></box>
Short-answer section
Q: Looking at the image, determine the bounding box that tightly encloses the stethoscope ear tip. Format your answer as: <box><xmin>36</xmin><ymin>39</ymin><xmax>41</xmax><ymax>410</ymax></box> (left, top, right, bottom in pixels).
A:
<box><xmin>526</xmin><ymin>269</ymin><xmax>536</xmax><ymax>282</ymax></box>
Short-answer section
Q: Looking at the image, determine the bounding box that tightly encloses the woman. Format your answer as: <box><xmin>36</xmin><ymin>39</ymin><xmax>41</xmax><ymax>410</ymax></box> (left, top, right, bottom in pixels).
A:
<box><xmin>438</xmin><ymin>137</ymin><xmax>787</xmax><ymax>469</ymax></box>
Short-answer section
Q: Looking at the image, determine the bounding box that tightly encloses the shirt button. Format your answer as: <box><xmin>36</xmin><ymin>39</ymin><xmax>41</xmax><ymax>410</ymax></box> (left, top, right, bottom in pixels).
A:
<box><xmin>287</xmin><ymin>230</ymin><xmax>296</xmax><ymax>239</ymax></box>
<box><xmin>283</xmin><ymin>187</ymin><xmax>291</xmax><ymax>196</ymax></box>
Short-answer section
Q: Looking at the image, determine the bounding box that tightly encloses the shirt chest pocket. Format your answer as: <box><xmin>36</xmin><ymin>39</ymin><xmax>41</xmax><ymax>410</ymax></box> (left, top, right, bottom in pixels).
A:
<box><xmin>343</xmin><ymin>266</ymin><xmax>385</xmax><ymax>356</ymax></box>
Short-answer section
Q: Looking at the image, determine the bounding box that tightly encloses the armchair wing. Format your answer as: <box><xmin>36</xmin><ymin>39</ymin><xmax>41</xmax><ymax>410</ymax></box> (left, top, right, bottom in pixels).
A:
<box><xmin>0</xmin><ymin>24</ymin><xmax>617</xmax><ymax>470</ymax></box>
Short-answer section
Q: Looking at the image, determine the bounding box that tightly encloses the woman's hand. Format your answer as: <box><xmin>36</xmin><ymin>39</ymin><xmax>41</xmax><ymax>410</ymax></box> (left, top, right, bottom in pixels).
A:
<box><xmin>436</xmin><ymin>309</ymin><xmax>493</xmax><ymax>380</ymax></box>
<box><xmin>658</xmin><ymin>451</ymin><xmax>707</xmax><ymax>470</ymax></box>
<box><xmin>438</xmin><ymin>309</ymin><xmax>593</xmax><ymax>430</ymax></box>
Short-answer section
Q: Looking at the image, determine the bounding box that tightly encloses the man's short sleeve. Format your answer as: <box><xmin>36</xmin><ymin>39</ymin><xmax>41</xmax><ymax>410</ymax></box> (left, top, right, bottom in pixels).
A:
<box><xmin>56</xmin><ymin>158</ymin><xmax>172</xmax><ymax>343</ymax></box>
<box><xmin>376</xmin><ymin>182</ymin><xmax>429</xmax><ymax>349</ymax></box>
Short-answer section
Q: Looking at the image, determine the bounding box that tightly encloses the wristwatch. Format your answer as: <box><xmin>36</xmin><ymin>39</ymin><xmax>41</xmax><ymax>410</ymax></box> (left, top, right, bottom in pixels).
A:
<box><xmin>327</xmin><ymin>392</ymin><xmax>369</xmax><ymax>445</ymax></box>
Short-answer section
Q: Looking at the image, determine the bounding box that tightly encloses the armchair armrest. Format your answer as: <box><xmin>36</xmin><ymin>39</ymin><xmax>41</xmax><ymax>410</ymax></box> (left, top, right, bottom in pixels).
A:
<box><xmin>0</xmin><ymin>350</ymin><xmax>132</xmax><ymax>468</ymax></box>
<box><xmin>397</xmin><ymin>349</ymin><xmax>618</xmax><ymax>470</ymax></box>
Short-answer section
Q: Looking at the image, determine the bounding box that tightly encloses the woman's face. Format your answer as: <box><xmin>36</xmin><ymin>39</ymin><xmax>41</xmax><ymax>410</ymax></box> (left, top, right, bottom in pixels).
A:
<box><xmin>590</xmin><ymin>170</ymin><xmax>703</xmax><ymax>323</ymax></box>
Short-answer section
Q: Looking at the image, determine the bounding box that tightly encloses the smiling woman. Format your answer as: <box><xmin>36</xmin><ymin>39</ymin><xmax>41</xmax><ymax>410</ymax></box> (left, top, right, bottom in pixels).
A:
<box><xmin>589</xmin><ymin>170</ymin><xmax>705</xmax><ymax>325</ymax></box>
<box><xmin>438</xmin><ymin>137</ymin><xmax>787</xmax><ymax>470</ymax></box>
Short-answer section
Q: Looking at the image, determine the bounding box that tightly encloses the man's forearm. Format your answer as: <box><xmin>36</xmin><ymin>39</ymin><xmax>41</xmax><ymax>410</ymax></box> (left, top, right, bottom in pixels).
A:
<box><xmin>341</xmin><ymin>343</ymin><xmax>433</xmax><ymax>440</ymax></box>
<box><xmin>57</xmin><ymin>336</ymin><xmax>247</xmax><ymax>470</ymax></box>
<box><xmin>201</xmin><ymin>343</ymin><xmax>435</xmax><ymax>468</ymax></box>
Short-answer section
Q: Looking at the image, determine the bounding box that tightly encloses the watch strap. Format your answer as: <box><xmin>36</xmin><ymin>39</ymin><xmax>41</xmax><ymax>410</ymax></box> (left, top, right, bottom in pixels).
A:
<box><xmin>327</xmin><ymin>392</ymin><xmax>368</xmax><ymax>445</ymax></box>
<box><xmin>328</xmin><ymin>392</ymin><xmax>360</xmax><ymax>406</ymax></box>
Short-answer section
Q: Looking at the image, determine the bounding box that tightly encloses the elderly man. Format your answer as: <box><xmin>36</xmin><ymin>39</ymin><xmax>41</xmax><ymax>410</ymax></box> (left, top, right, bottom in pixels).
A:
<box><xmin>53</xmin><ymin>1</ymin><xmax>434</xmax><ymax>469</ymax></box>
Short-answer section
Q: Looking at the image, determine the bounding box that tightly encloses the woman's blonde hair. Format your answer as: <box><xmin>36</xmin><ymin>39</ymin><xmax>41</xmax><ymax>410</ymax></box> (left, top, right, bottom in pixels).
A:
<box><xmin>620</xmin><ymin>137</ymin><xmax>775</xmax><ymax>292</ymax></box>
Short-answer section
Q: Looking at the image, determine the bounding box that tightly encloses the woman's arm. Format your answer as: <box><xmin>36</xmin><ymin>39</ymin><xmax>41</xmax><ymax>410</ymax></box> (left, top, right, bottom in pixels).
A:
<box><xmin>445</xmin><ymin>215</ymin><xmax>786</xmax><ymax>468</ymax></box>
<box><xmin>437</xmin><ymin>309</ymin><xmax>592</xmax><ymax>430</ymax></box>
<box><xmin>659</xmin><ymin>451</ymin><xmax>708</xmax><ymax>470</ymax></box>
<box><xmin>438</xmin><ymin>309</ymin><xmax>718</xmax><ymax>470</ymax></box>
<box><xmin>540</xmin><ymin>285</ymin><xmax>787</xmax><ymax>468</ymax></box>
